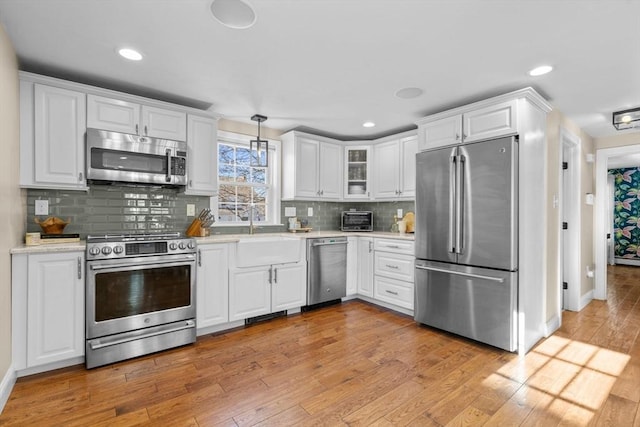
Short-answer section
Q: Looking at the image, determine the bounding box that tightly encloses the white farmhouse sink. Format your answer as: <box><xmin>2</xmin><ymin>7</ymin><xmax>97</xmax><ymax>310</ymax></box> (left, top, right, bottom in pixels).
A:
<box><xmin>235</xmin><ymin>236</ymin><xmax>303</xmax><ymax>267</ymax></box>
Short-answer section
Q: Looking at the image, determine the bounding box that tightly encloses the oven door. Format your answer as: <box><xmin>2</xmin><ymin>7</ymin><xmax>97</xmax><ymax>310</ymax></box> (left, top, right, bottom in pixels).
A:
<box><xmin>86</xmin><ymin>253</ymin><xmax>196</xmax><ymax>339</ymax></box>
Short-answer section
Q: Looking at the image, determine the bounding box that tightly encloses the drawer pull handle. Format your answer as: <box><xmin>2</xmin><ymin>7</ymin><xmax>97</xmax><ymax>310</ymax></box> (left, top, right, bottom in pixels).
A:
<box><xmin>386</xmin><ymin>264</ymin><xmax>399</xmax><ymax>269</ymax></box>
<box><xmin>385</xmin><ymin>290</ymin><xmax>399</xmax><ymax>295</ymax></box>
<box><xmin>386</xmin><ymin>245</ymin><xmax>400</xmax><ymax>249</ymax></box>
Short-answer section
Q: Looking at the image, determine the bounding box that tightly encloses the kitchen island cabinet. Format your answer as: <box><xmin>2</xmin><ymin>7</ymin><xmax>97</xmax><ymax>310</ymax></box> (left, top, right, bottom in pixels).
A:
<box><xmin>12</xmin><ymin>251</ymin><xmax>85</xmax><ymax>376</ymax></box>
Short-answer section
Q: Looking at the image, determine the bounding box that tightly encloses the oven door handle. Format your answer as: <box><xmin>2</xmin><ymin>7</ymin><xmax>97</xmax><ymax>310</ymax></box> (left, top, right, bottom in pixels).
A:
<box><xmin>89</xmin><ymin>256</ymin><xmax>195</xmax><ymax>271</ymax></box>
<box><xmin>89</xmin><ymin>320</ymin><xmax>196</xmax><ymax>350</ymax></box>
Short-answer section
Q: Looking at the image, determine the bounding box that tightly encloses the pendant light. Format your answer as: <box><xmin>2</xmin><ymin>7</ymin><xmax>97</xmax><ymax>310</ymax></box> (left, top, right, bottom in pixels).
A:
<box><xmin>250</xmin><ymin>114</ymin><xmax>268</xmax><ymax>167</ymax></box>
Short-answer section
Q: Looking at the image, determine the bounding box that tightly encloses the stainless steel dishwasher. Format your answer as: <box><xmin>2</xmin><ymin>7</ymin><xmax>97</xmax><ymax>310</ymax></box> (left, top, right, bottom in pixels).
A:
<box><xmin>306</xmin><ymin>237</ymin><xmax>348</xmax><ymax>306</ymax></box>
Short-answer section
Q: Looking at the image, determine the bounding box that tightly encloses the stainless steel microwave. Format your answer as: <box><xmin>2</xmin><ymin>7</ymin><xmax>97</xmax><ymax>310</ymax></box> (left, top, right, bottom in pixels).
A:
<box><xmin>341</xmin><ymin>211</ymin><xmax>373</xmax><ymax>231</ymax></box>
<box><xmin>86</xmin><ymin>128</ymin><xmax>187</xmax><ymax>187</ymax></box>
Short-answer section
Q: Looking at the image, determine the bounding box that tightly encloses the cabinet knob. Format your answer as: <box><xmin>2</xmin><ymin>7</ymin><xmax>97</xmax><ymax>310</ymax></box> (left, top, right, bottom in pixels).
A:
<box><xmin>144</xmin><ymin>125</ymin><xmax>148</xmax><ymax>136</ymax></box>
<box><xmin>455</xmin><ymin>133</ymin><xmax>460</xmax><ymax>141</ymax></box>
<box><xmin>135</xmin><ymin>124</ymin><xmax>139</xmax><ymax>134</ymax></box>
<box><xmin>78</xmin><ymin>172</ymin><xmax>83</xmax><ymax>181</ymax></box>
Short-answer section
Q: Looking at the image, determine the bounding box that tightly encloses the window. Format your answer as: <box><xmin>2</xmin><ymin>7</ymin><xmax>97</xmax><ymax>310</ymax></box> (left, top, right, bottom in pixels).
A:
<box><xmin>215</xmin><ymin>131</ymin><xmax>280</xmax><ymax>225</ymax></box>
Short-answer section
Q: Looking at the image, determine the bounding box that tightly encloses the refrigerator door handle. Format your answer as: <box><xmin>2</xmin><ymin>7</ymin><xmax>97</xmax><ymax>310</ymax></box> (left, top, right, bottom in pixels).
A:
<box><xmin>415</xmin><ymin>264</ymin><xmax>505</xmax><ymax>283</ymax></box>
<box><xmin>456</xmin><ymin>154</ymin><xmax>465</xmax><ymax>254</ymax></box>
<box><xmin>448</xmin><ymin>152</ymin><xmax>457</xmax><ymax>253</ymax></box>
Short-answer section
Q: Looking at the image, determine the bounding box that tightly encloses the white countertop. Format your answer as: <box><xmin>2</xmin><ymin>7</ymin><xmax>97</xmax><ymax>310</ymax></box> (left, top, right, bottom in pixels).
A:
<box><xmin>11</xmin><ymin>231</ymin><xmax>414</xmax><ymax>253</ymax></box>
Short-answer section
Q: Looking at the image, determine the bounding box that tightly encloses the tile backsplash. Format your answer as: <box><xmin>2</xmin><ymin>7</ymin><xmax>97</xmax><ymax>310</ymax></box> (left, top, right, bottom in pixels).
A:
<box><xmin>26</xmin><ymin>186</ymin><xmax>415</xmax><ymax>238</ymax></box>
<box><xmin>279</xmin><ymin>200</ymin><xmax>415</xmax><ymax>233</ymax></box>
<box><xmin>27</xmin><ymin>186</ymin><xmax>210</xmax><ymax>238</ymax></box>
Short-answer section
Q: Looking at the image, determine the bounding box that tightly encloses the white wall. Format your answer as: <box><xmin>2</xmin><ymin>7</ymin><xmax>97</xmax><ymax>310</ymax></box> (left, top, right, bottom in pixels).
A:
<box><xmin>0</xmin><ymin>23</ymin><xmax>26</xmax><ymax>394</ymax></box>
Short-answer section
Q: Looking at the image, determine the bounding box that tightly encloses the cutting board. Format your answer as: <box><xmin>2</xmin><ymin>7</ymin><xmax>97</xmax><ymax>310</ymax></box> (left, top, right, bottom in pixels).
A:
<box><xmin>403</xmin><ymin>212</ymin><xmax>415</xmax><ymax>233</ymax></box>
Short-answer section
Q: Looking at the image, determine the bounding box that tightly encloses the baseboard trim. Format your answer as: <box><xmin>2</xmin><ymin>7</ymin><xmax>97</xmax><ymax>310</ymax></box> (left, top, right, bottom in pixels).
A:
<box><xmin>545</xmin><ymin>314</ymin><xmax>561</xmax><ymax>337</ymax></box>
<box><xmin>0</xmin><ymin>365</ymin><xmax>16</xmax><ymax>414</ymax></box>
<box><xmin>579</xmin><ymin>290</ymin><xmax>594</xmax><ymax>311</ymax></box>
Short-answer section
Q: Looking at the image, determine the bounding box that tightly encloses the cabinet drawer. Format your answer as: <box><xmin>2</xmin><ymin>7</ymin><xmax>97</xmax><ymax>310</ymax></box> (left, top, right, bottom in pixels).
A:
<box><xmin>374</xmin><ymin>276</ymin><xmax>413</xmax><ymax>309</ymax></box>
<box><xmin>374</xmin><ymin>238</ymin><xmax>414</xmax><ymax>255</ymax></box>
<box><xmin>374</xmin><ymin>251</ymin><xmax>414</xmax><ymax>282</ymax></box>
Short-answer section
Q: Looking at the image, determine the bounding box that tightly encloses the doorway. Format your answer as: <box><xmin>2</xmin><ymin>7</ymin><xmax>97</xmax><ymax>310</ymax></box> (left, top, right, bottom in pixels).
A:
<box><xmin>559</xmin><ymin>128</ymin><xmax>581</xmax><ymax>311</ymax></box>
<box><xmin>595</xmin><ymin>143</ymin><xmax>640</xmax><ymax>300</ymax></box>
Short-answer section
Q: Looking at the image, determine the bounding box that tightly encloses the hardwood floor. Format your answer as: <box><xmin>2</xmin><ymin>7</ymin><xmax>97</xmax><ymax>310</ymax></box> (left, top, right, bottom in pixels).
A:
<box><xmin>2</xmin><ymin>265</ymin><xmax>640</xmax><ymax>426</ymax></box>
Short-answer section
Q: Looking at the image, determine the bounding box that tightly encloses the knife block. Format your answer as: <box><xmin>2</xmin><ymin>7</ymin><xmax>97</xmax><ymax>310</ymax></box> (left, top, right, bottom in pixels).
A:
<box><xmin>186</xmin><ymin>218</ymin><xmax>209</xmax><ymax>237</ymax></box>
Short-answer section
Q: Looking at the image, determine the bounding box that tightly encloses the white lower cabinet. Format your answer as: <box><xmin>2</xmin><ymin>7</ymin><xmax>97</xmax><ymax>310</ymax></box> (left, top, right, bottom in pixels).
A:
<box><xmin>346</xmin><ymin>236</ymin><xmax>358</xmax><ymax>296</ymax></box>
<box><xmin>357</xmin><ymin>237</ymin><xmax>374</xmax><ymax>297</ymax></box>
<box><xmin>229</xmin><ymin>261</ymin><xmax>306</xmax><ymax>321</ymax></box>
<box><xmin>374</xmin><ymin>276</ymin><xmax>414</xmax><ymax>310</ymax></box>
<box><xmin>12</xmin><ymin>251</ymin><xmax>85</xmax><ymax>372</ymax></box>
<box><xmin>196</xmin><ymin>244</ymin><xmax>229</xmax><ymax>329</ymax></box>
<box><xmin>372</xmin><ymin>238</ymin><xmax>415</xmax><ymax>312</ymax></box>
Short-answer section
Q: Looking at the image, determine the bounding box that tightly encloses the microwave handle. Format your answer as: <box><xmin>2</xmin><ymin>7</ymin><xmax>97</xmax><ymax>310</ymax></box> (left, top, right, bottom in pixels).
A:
<box><xmin>165</xmin><ymin>149</ymin><xmax>172</xmax><ymax>183</ymax></box>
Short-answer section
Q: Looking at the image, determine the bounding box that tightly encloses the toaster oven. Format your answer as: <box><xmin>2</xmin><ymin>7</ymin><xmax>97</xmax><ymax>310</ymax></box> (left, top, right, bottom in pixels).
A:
<box><xmin>341</xmin><ymin>211</ymin><xmax>373</xmax><ymax>231</ymax></box>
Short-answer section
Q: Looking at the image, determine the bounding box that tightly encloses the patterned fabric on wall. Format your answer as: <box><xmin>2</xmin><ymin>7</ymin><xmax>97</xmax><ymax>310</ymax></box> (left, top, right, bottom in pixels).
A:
<box><xmin>610</xmin><ymin>167</ymin><xmax>640</xmax><ymax>259</ymax></box>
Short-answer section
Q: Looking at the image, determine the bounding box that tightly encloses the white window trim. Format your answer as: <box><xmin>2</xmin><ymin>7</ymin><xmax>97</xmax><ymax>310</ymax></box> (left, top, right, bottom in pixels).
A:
<box><xmin>211</xmin><ymin>130</ymin><xmax>282</xmax><ymax>227</ymax></box>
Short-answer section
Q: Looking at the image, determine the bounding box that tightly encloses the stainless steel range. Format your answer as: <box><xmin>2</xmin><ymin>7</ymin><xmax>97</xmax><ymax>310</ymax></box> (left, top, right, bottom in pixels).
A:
<box><xmin>85</xmin><ymin>232</ymin><xmax>197</xmax><ymax>369</ymax></box>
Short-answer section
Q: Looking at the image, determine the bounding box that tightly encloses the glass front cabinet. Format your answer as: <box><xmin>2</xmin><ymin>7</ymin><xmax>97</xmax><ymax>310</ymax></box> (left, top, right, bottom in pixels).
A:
<box><xmin>344</xmin><ymin>146</ymin><xmax>370</xmax><ymax>199</ymax></box>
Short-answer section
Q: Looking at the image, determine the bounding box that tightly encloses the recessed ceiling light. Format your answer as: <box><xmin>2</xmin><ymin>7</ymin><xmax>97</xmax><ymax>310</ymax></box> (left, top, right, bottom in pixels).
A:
<box><xmin>395</xmin><ymin>87</ymin><xmax>424</xmax><ymax>99</ymax></box>
<box><xmin>362</xmin><ymin>121</ymin><xmax>376</xmax><ymax>128</ymax></box>
<box><xmin>118</xmin><ymin>48</ymin><xmax>143</xmax><ymax>61</ymax></box>
<box><xmin>528</xmin><ymin>65</ymin><xmax>553</xmax><ymax>77</ymax></box>
<box><xmin>210</xmin><ymin>0</ymin><xmax>256</xmax><ymax>29</ymax></box>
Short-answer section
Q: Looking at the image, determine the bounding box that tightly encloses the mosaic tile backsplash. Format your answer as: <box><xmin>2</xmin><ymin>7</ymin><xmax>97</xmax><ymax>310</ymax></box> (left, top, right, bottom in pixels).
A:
<box><xmin>26</xmin><ymin>186</ymin><xmax>415</xmax><ymax>238</ymax></box>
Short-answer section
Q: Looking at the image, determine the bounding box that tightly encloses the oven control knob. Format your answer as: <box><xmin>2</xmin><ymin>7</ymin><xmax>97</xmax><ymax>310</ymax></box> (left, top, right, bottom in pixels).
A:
<box><xmin>89</xmin><ymin>246</ymin><xmax>100</xmax><ymax>256</ymax></box>
<box><xmin>178</xmin><ymin>242</ymin><xmax>186</xmax><ymax>250</ymax></box>
<box><xmin>187</xmin><ymin>241</ymin><xmax>195</xmax><ymax>249</ymax></box>
<box><xmin>113</xmin><ymin>245</ymin><xmax>124</xmax><ymax>254</ymax></box>
<box><xmin>169</xmin><ymin>242</ymin><xmax>178</xmax><ymax>250</ymax></box>
<box><xmin>101</xmin><ymin>246</ymin><xmax>112</xmax><ymax>255</ymax></box>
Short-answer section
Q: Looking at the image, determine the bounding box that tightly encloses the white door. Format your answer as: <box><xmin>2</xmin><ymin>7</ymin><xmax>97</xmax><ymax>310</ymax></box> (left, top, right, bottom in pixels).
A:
<box><xmin>373</xmin><ymin>140</ymin><xmax>400</xmax><ymax>199</ymax></box>
<box><xmin>196</xmin><ymin>244</ymin><xmax>229</xmax><ymax>329</ymax></box>
<box><xmin>141</xmin><ymin>105</ymin><xmax>187</xmax><ymax>141</ymax></box>
<box><xmin>463</xmin><ymin>100</ymin><xmax>517</xmax><ymax>143</ymax></box>
<box><xmin>419</xmin><ymin>115</ymin><xmax>461</xmax><ymax>150</ymax></box>
<box><xmin>229</xmin><ymin>267</ymin><xmax>271</xmax><ymax>321</ymax></box>
<box><xmin>87</xmin><ymin>94</ymin><xmax>139</xmax><ymax>134</ymax></box>
<box><xmin>319</xmin><ymin>142</ymin><xmax>343</xmax><ymax>199</ymax></box>
<box><xmin>346</xmin><ymin>237</ymin><xmax>358</xmax><ymax>296</ymax></box>
<box><xmin>400</xmin><ymin>136</ymin><xmax>418</xmax><ymax>198</ymax></box>
<box><xmin>295</xmin><ymin>137</ymin><xmax>320</xmax><ymax>198</ymax></box>
<box><xmin>34</xmin><ymin>84</ymin><xmax>86</xmax><ymax>187</ymax></box>
<box><xmin>271</xmin><ymin>262</ymin><xmax>306</xmax><ymax>311</ymax></box>
<box><xmin>357</xmin><ymin>238</ymin><xmax>374</xmax><ymax>297</ymax></box>
<box><xmin>27</xmin><ymin>253</ymin><xmax>84</xmax><ymax>367</ymax></box>
<box><xmin>186</xmin><ymin>115</ymin><xmax>218</xmax><ymax>196</ymax></box>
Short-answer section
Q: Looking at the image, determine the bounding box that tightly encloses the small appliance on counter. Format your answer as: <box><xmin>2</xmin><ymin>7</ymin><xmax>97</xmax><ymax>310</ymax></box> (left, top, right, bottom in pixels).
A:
<box><xmin>341</xmin><ymin>210</ymin><xmax>373</xmax><ymax>231</ymax></box>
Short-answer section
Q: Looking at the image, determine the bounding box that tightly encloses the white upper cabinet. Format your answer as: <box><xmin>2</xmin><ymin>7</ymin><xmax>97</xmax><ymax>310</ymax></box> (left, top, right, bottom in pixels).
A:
<box><xmin>87</xmin><ymin>94</ymin><xmax>187</xmax><ymax>141</ymax></box>
<box><xmin>463</xmin><ymin>99</ymin><xmax>517</xmax><ymax>143</ymax></box>
<box><xmin>418</xmin><ymin>99</ymin><xmax>518</xmax><ymax>151</ymax></box>
<box><xmin>282</xmin><ymin>131</ymin><xmax>342</xmax><ymax>200</ymax></box>
<box><xmin>186</xmin><ymin>114</ymin><xmax>218</xmax><ymax>196</ymax></box>
<box><xmin>344</xmin><ymin>146</ymin><xmax>371</xmax><ymax>199</ymax></box>
<box><xmin>419</xmin><ymin>115</ymin><xmax>462</xmax><ymax>150</ymax></box>
<box><xmin>20</xmin><ymin>82</ymin><xmax>87</xmax><ymax>190</ymax></box>
<box><xmin>372</xmin><ymin>133</ymin><xmax>417</xmax><ymax>200</ymax></box>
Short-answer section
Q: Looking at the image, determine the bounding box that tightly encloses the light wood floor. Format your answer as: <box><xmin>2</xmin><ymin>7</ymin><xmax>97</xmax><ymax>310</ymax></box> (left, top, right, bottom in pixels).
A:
<box><xmin>2</xmin><ymin>266</ymin><xmax>640</xmax><ymax>426</ymax></box>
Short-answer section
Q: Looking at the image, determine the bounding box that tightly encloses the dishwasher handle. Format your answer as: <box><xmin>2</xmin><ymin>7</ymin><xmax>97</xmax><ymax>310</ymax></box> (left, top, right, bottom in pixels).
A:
<box><xmin>311</xmin><ymin>241</ymin><xmax>348</xmax><ymax>247</ymax></box>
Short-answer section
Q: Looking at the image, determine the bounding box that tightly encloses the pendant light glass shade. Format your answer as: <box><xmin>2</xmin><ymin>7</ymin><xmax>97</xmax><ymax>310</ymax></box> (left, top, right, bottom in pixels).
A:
<box><xmin>250</xmin><ymin>114</ymin><xmax>268</xmax><ymax>167</ymax></box>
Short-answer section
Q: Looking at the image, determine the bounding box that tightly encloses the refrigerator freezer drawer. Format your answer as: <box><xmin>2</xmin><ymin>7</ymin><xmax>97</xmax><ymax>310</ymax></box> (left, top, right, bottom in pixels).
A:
<box><xmin>414</xmin><ymin>260</ymin><xmax>517</xmax><ymax>352</ymax></box>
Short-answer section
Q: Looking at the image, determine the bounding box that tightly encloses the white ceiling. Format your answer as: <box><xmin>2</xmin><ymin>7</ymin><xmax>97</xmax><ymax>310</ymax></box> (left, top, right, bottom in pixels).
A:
<box><xmin>1</xmin><ymin>0</ymin><xmax>639</xmax><ymax>140</ymax></box>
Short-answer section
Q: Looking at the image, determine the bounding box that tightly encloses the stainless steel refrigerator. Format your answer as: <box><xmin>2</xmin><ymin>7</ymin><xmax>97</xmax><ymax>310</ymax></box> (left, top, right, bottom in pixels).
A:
<box><xmin>414</xmin><ymin>136</ymin><xmax>518</xmax><ymax>351</ymax></box>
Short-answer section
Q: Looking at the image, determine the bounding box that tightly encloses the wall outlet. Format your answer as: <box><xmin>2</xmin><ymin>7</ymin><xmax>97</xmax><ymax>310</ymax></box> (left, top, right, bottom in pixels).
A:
<box><xmin>308</xmin><ymin>207</ymin><xmax>314</xmax><ymax>217</ymax></box>
<box><xmin>284</xmin><ymin>207</ymin><xmax>296</xmax><ymax>217</ymax></box>
<box><xmin>187</xmin><ymin>204</ymin><xmax>195</xmax><ymax>216</ymax></box>
<box><xmin>397</xmin><ymin>209</ymin><xmax>403</xmax><ymax>218</ymax></box>
<box><xmin>35</xmin><ymin>200</ymin><xmax>49</xmax><ymax>216</ymax></box>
